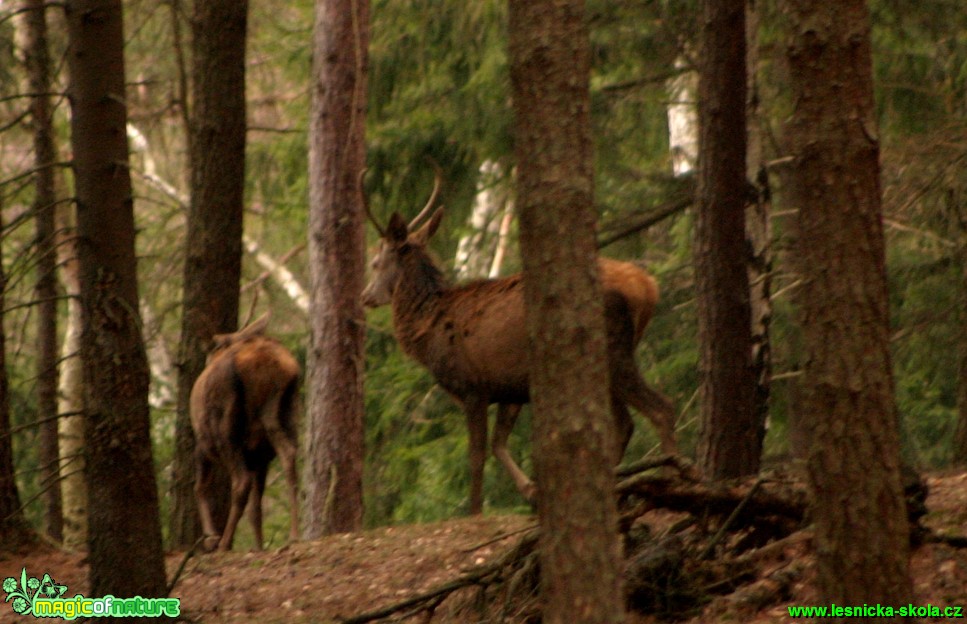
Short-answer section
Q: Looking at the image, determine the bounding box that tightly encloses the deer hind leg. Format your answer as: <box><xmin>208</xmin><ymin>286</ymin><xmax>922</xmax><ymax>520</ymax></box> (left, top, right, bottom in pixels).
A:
<box><xmin>618</xmin><ymin>370</ymin><xmax>677</xmax><ymax>457</ymax></box>
<box><xmin>218</xmin><ymin>455</ymin><xmax>254</xmax><ymax>551</ymax></box>
<box><xmin>492</xmin><ymin>403</ymin><xmax>535</xmax><ymax>503</ymax></box>
<box><xmin>264</xmin><ymin>429</ymin><xmax>299</xmax><ymax>543</ymax></box>
<box><xmin>247</xmin><ymin>460</ymin><xmax>269</xmax><ymax>550</ymax></box>
<box><xmin>464</xmin><ymin>397</ymin><xmax>489</xmax><ymax>515</ymax></box>
<box><xmin>611</xmin><ymin>398</ymin><xmax>634</xmax><ymax>465</ymax></box>
<box><xmin>605</xmin><ymin>291</ymin><xmax>678</xmax><ymax>457</ymax></box>
<box><xmin>194</xmin><ymin>452</ymin><xmax>221</xmax><ymax>552</ymax></box>
<box><xmin>263</xmin><ymin>388</ymin><xmax>300</xmax><ymax>543</ymax></box>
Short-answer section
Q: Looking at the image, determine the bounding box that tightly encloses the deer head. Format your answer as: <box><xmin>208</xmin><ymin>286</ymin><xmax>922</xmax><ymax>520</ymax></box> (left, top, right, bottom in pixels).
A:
<box><xmin>360</xmin><ymin>167</ymin><xmax>444</xmax><ymax>308</ymax></box>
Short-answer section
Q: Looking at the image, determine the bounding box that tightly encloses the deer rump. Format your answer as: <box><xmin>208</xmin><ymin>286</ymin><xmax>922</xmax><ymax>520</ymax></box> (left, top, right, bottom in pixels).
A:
<box><xmin>190</xmin><ymin>333</ymin><xmax>300</xmax><ymax>551</ymax></box>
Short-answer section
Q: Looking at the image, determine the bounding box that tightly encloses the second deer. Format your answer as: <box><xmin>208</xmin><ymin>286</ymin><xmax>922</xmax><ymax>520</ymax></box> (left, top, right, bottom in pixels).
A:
<box><xmin>191</xmin><ymin>314</ymin><xmax>300</xmax><ymax>551</ymax></box>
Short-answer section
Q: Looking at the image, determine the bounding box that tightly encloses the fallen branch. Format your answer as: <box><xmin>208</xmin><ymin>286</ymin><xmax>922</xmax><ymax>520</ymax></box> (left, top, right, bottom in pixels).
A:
<box><xmin>617</xmin><ymin>473</ymin><xmax>807</xmax><ymax>527</ymax></box>
<box><xmin>341</xmin><ymin>531</ymin><xmax>538</xmax><ymax>624</ymax></box>
<box><xmin>338</xmin><ymin>563</ymin><xmax>501</xmax><ymax>624</ymax></box>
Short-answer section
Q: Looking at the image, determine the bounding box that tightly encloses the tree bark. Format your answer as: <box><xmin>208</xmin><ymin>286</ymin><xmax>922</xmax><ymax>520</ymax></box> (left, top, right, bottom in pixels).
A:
<box><xmin>509</xmin><ymin>1</ymin><xmax>624</xmax><ymax>622</ymax></box>
<box><xmin>0</xmin><ymin>204</ymin><xmax>31</xmax><ymax>549</ymax></box>
<box><xmin>744</xmin><ymin>0</ymin><xmax>772</xmax><ymax>451</ymax></box>
<box><xmin>65</xmin><ymin>0</ymin><xmax>167</xmax><ymax>597</ymax></box>
<box><xmin>54</xmin><ymin>194</ymin><xmax>85</xmax><ymax>551</ymax></box>
<box><xmin>784</xmin><ymin>0</ymin><xmax>913</xmax><ymax>611</ymax></box>
<box><xmin>953</xmin><ymin>187</ymin><xmax>967</xmax><ymax>464</ymax></box>
<box><xmin>20</xmin><ymin>0</ymin><xmax>63</xmax><ymax>543</ymax></box>
<box><xmin>695</xmin><ymin>0</ymin><xmax>760</xmax><ymax>479</ymax></box>
<box><xmin>303</xmin><ymin>0</ymin><xmax>368</xmax><ymax>536</ymax></box>
<box><xmin>170</xmin><ymin>0</ymin><xmax>248</xmax><ymax>548</ymax></box>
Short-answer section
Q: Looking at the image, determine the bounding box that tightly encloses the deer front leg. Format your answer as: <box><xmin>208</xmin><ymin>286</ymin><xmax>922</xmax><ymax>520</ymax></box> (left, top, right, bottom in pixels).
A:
<box><xmin>493</xmin><ymin>404</ymin><xmax>535</xmax><ymax>503</ymax></box>
<box><xmin>464</xmin><ymin>397</ymin><xmax>489</xmax><ymax>515</ymax></box>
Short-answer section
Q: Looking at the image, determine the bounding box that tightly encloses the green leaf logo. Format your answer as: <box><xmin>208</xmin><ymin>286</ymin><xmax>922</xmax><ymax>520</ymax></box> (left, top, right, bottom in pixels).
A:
<box><xmin>2</xmin><ymin>568</ymin><xmax>68</xmax><ymax>616</ymax></box>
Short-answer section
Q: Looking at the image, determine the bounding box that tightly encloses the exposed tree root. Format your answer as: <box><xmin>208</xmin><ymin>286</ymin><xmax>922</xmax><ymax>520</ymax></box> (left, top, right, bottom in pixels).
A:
<box><xmin>341</xmin><ymin>460</ymin><xmax>933</xmax><ymax>623</ymax></box>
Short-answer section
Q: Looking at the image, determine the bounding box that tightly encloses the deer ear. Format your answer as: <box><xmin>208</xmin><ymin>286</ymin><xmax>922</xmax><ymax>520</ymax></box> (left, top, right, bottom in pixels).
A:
<box><xmin>412</xmin><ymin>207</ymin><xmax>445</xmax><ymax>245</ymax></box>
<box><xmin>387</xmin><ymin>212</ymin><xmax>408</xmax><ymax>243</ymax></box>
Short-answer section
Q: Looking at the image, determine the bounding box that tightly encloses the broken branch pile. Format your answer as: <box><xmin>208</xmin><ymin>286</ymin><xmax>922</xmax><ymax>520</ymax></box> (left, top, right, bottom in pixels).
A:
<box><xmin>342</xmin><ymin>457</ymin><xmax>929</xmax><ymax>623</ymax></box>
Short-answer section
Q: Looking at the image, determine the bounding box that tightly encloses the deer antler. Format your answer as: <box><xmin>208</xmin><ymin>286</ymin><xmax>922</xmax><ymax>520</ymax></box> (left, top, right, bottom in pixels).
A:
<box><xmin>358</xmin><ymin>168</ymin><xmax>386</xmax><ymax>237</ymax></box>
<box><xmin>408</xmin><ymin>159</ymin><xmax>443</xmax><ymax>230</ymax></box>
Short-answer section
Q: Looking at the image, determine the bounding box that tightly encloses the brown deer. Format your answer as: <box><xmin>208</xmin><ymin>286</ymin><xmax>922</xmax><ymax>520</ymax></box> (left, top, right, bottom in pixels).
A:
<box><xmin>190</xmin><ymin>314</ymin><xmax>300</xmax><ymax>551</ymax></box>
<box><xmin>360</xmin><ymin>172</ymin><xmax>677</xmax><ymax>513</ymax></box>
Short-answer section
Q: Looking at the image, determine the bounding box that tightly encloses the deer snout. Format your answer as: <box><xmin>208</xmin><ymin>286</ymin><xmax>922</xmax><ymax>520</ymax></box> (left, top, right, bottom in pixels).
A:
<box><xmin>360</xmin><ymin>285</ymin><xmax>378</xmax><ymax>308</ymax></box>
<box><xmin>361</xmin><ymin>282</ymin><xmax>390</xmax><ymax>308</ymax></box>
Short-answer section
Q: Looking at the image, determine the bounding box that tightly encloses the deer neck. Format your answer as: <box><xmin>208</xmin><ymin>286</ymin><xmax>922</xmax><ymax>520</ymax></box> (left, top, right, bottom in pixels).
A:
<box><xmin>390</xmin><ymin>250</ymin><xmax>449</xmax><ymax>356</ymax></box>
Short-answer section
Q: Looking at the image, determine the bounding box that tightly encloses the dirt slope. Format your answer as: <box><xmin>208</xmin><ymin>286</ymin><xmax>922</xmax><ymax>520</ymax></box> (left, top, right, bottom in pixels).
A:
<box><xmin>2</xmin><ymin>472</ymin><xmax>966</xmax><ymax>623</ymax></box>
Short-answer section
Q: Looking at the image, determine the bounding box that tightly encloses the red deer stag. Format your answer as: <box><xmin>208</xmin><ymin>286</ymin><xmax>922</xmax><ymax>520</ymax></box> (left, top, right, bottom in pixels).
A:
<box><xmin>191</xmin><ymin>313</ymin><xmax>300</xmax><ymax>551</ymax></box>
<box><xmin>360</xmin><ymin>171</ymin><xmax>678</xmax><ymax>514</ymax></box>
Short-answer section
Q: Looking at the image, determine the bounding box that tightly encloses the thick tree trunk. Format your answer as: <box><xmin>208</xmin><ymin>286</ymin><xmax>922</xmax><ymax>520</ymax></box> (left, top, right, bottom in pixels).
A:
<box><xmin>20</xmin><ymin>0</ymin><xmax>63</xmax><ymax>542</ymax></box>
<box><xmin>65</xmin><ymin>0</ymin><xmax>167</xmax><ymax>597</ymax></box>
<box><xmin>784</xmin><ymin>0</ymin><xmax>913</xmax><ymax>610</ymax></box>
<box><xmin>303</xmin><ymin>0</ymin><xmax>368</xmax><ymax>536</ymax></box>
<box><xmin>695</xmin><ymin>0</ymin><xmax>760</xmax><ymax>479</ymax></box>
<box><xmin>170</xmin><ymin>0</ymin><xmax>248</xmax><ymax>548</ymax></box>
<box><xmin>509</xmin><ymin>1</ymin><xmax>624</xmax><ymax>622</ymax></box>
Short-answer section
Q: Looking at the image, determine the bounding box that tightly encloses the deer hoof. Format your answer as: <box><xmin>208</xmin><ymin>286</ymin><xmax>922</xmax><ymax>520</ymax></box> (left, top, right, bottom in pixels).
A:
<box><xmin>521</xmin><ymin>481</ymin><xmax>538</xmax><ymax>504</ymax></box>
<box><xmin>201</xmin><ymin>535</ymin><xmax>221</xmax><ymax>552</ymax></box>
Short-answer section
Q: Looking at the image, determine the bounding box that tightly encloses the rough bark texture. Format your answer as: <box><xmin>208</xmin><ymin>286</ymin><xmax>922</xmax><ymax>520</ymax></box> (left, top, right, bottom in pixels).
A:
<box><xmin>169</xmin><ymin>0</ymin><xmax>248</xmax><ymax>548</ymax></box>
<box><xmin>0</xmin><ymin>207</ymin><xmax>30</xmax><ymax>549</ymax></box>
<box><xmin>21</xmin><ymin>0</ymin><xmax>63</xmax><ymax>542</ymax></box>
<box><xmin>784</xmin><ymin>0</ymin><xmax>913</xmax><ymax>611</ymax></box>
<box><xmin>65</xmin><ymin>0</ymin><xmax>167</xmax><ymax>597</ymax></box>
<box><xmin>695</xmin><ymin>0</ymin><xmax>760</xmax><ymax>479</ymax></box>
<box><xmin>509</xmin><ymin>1</ymin><xmax>624</xmax><ymax>622</ymax></box>
<box><xmin>303</xmin><ymin>0</ymin><xmax>368</xmax><ymax>537</ymax></box>
<box><xmin>954</xmin><ymin>188</ymin><xmax>967</xmax><ymax>464</ymax></box>
<box><xmin>956</xmin><ymin>226</ymin><xmax>967</xmax><ymax>462</ymax></box>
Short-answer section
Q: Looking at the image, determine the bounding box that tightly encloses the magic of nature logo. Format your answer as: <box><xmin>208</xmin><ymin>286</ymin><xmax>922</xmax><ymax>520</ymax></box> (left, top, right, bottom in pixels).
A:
<box><xmin>3</xmin><ymin>568</ymin><xmax>180</xmax><ymax>619</ymax></box>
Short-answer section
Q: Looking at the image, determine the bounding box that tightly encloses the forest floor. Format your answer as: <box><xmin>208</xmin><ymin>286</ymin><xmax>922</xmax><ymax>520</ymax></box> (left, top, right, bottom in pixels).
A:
<box><xmin>2</xmin><ymin>470</ymin><xmax>967</xmax><ymax>623</ymax></box>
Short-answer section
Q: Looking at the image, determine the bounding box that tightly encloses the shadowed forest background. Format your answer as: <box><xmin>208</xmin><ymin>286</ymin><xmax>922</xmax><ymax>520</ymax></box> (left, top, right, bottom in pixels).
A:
<box><xmin>0</xmin><ymin>0</ymin><xmax>965</xmax><ymax>618</ymax></box>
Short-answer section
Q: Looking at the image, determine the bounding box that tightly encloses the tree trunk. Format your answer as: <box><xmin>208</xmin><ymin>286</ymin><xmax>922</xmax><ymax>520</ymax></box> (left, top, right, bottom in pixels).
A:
<box><xmin>955</xmin><ymin>214</ymin><xmax>967</xmax><ymax>462</ymax></box>
<box><xmin>667</xmin><ymin>55</ymin><xmax>699</xmax><ymax>177</ymax></box>
<box><xmin>0</xmin><ymin>203</ymin><xmax>31</xmax><ymax>549</ymax></box>
<box><xmin>54</xmin><ymin>193</ymin><xmax>85</xmax><ymax>551</ymax></box>
<box><xmin>695</xmin><ymin>0</ymin><xmax>760</xmax><ymax>479</ymax></box>
<box><xmin>744</xmin><ymin>0</ymin><xmax>772</xmax><ymax>447</ymax></box>
<box><xmin>952</xmin><ymin>187</ymin><xmax>967</xmax><ymax>464</ymax></box>
<box><xmin>454</xmin><ymin>160</ymin><xmax>511</xmax><ymax>280</ymax></box>
<box><xmin>509</xmin><ymin>1</ymin><xmax>624</xmax><ymax>622</ymax></box>
<box><xmin>303</xmin><ymin>0</ymin><xmax>368</xmax><ymax>536</ymax></box>
<box><xmin>20</xmin><ymin>0</ymin><xmax>63</xmax><ymax>542</ymax></box>
<box><xmin>169</xmin><ymin>0</ymin><xmax>248</xmax><ymax>548</ymax></box>
<box><xmin>65</xmin><ymin>0</ymin><xmax>167</xmax><ymax>597</ymax></box>
<box><xmin>784</xmin><ymin>0</ymin><xmax>913</xmax><ymax>611</ymax></box>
